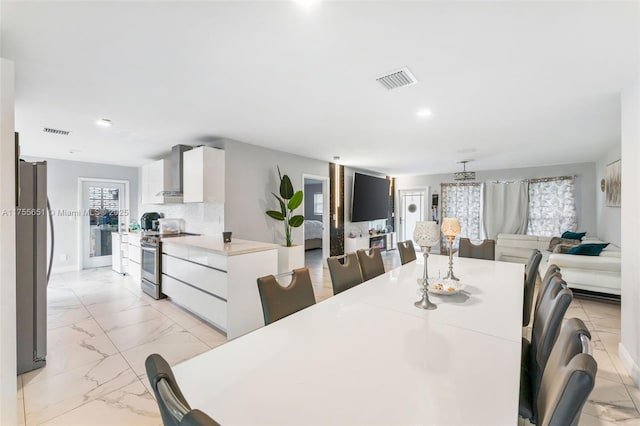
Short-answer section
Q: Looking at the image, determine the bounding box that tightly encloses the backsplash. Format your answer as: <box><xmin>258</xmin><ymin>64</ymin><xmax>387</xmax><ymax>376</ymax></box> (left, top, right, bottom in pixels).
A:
<box><xmin>139</xmin><ymin>202</ymin><xmax>225</xmax><ymax>236</ymax></box>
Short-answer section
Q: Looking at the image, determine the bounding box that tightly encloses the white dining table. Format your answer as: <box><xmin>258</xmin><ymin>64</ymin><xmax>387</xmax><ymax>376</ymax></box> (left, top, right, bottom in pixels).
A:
<box><xmin>173</xmin><ymin>254</ymin><xmax>525</xmax><ymax>426</ymax></box>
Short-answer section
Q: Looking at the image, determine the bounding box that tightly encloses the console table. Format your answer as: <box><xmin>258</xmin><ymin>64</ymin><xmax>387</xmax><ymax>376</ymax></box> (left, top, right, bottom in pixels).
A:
<box><xmin>344</xmin><ymin>232</ymin><xmax>395</xmax><ymax>253</ymax></box>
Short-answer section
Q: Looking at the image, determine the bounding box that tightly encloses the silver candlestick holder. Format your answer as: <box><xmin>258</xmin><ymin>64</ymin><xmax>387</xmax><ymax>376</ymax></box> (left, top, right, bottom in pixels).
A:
<box><xmin>415</xmin><ymin>246</ymin><xmax>437</xmax><ymax>310</ymax></box>
<box><xmin>444</xmin><ymin>235</ymin><xmax>459</xmax><ymax>281</ymax></box>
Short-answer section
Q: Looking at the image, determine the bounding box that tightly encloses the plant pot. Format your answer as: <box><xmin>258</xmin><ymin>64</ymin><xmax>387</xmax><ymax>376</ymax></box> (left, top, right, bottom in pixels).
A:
<box><xmin>277</xmin><ymin>245</ymin><xmax>305</xmax><ymax>274</ymax></box>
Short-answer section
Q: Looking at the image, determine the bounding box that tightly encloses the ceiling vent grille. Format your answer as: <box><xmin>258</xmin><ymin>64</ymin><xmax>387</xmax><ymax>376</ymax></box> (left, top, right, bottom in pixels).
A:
<box><xmin>43</xmin><ymin>127</ymin><xmax>70</xmax><ymax>136</ymax></box>
<box><xmin>376</xmin><ymin>67</ymin><xmax>418</xmax><ymax>90</ymax></box>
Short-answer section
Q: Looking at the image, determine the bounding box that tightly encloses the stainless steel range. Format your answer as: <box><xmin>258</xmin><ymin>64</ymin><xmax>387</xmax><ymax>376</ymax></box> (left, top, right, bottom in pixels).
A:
<box><xmin>140</xmin><ymin>231</ymin><xmax>198</xmax><ymax>299</ymax></box>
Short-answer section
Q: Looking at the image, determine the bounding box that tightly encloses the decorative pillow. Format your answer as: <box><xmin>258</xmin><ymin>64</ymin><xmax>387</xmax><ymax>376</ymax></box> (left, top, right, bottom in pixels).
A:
<box><xmin>561</xmin><ymin>231</ymin><xmax>587</xmax><ymax>241</ymax></box>
<box><xmin>565</xmin><ymin>243</ymin><xmax>609</xmax><ymax>256</ymax></box>
<box><xmin>553</xmin><ymin>244</ymin><xmax>578</xmax><ymax>254</ymax></box>
<box><xmin>547</xmin><ymin>237</ymin><xmax>580</xmax><ymax>252</ymax></box>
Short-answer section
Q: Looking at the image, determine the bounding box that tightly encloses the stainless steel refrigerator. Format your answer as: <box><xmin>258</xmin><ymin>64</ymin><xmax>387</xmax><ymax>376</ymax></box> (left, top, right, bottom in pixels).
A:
<box><xmin>16</xmin><ymin>159</ymin><xmax>54</xmax><ymax>375</ymax></box>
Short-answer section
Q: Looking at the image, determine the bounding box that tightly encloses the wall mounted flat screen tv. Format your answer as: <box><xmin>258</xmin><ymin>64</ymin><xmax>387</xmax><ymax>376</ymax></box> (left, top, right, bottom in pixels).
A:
<box><xmin>351</xmin><ymin>172</ymin><xmax>390</xmax><ymax>222</ymax></box>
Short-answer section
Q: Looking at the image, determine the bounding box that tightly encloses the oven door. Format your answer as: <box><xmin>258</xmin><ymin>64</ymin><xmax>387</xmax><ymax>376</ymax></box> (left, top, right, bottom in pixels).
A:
<box><xmin>140</xmin><ymin>242</ymin><xmax>159</xmax><ymax>284</ymax></box>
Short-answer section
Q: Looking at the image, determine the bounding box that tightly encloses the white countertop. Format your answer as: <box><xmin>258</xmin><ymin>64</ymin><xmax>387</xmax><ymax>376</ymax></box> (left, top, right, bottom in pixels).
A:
<box><xmin>173</xmin><ymin>255</ymin><xmax>524</xmax><ymax>425</ymax></box>
<box><xmin>162</xmin><ymin>236</ymin><xmax>279</xmax><ymax>256</ymax></box>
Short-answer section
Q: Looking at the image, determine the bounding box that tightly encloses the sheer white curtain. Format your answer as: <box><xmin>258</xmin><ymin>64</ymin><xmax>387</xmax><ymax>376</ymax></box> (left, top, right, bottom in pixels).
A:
<box><xmin>483</xmin><ymin>182</ymin><xmax>529</xmax><ymax>239</ymax></box>
<box><xmin>527</xmin><ymin>177</ymin><xmax>577</xmax><ymax>237</ymax></box>
<box><xmin>441</xmin><ymin>183</ymin><xmax>483</xmax><ymax>243</ymax></box>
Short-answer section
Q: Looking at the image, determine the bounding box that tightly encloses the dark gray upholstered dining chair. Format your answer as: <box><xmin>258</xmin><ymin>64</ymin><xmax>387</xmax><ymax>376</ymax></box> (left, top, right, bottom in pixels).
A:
<box><xmin>145</xmin><ymin>354</ymin><xmax>221</xmax><ymax>426</ymax></box>
<box><xmin>356</xmin><ymin>247</ymin><xmax>385</xmax><ymax>281</ymax></box>
<box><xmin>535</xmin><ymin>264</ymin><xmax>561</xmax><ymax>313</ymax></box>
<box><xmin>257</xmin><ymin>268</ymin><xmax>316</xmax><ymax>325</ymax></box>
<box><xmin>523</xmin><ymin>249</ymin><xmax>543</xmax><ymax>326</ymax></box>
<box><xmin>458</xmin><ymin>238</ymin><xmax>496</xmax><ymax>260</ymax></box>
<box><xmin>327</xmin><ymin>253</ymin><xmax>364</xmax><ymax>295</ymax></box>
<box><xmin>519</xmin><ymin>275</ymin><xmax>573</xmax><ymax>422</ymax></box>
<box><xmin>520</xmin><ymin>318</ymin><xmax>597</xmax><ymax>426</ymax></box>
<box><xmin>397</xmin><ymin>240</ymin><xmax>417</xmax><ymax>265</ymax></box>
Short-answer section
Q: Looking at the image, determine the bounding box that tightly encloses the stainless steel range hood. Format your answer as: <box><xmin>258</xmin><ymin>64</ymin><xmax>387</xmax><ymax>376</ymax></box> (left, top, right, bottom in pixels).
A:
<box><xmin>157</xmin><ymin>145</ymin><xmax>192</xmax><ymax>197</ymax></box>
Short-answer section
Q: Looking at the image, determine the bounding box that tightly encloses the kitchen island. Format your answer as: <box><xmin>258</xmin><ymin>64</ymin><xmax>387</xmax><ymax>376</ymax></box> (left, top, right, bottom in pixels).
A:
<box><xmin>161</xmin><ymin>237</ymin><xmax>278</xmax><ymax>339</ymax></box>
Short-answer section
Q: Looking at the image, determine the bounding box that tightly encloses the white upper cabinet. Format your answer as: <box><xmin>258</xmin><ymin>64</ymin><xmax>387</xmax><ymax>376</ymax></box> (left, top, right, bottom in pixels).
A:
<box><xmin>141</xmin><ymin>159</ymin><xmax>172</xmax><ymax>204</ymax></box>
<box><xmin>183</xmin><ymin>146</ymin><xmax>225</xmax><ymax>203</ymax></box>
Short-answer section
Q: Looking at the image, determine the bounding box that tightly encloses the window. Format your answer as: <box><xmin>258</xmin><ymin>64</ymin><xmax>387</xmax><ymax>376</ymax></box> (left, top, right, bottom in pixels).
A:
<box><xmin>313</xmin><ymin>192</ymin><xmax>323</xmax><ymax>215</ymax></box>
<box><xmin>441</xmin><ymin>183</ymin><xmax>483</xmax><ymax>241</ymax></box>
<box><xmin>527</xmin><ymin>177</ymin><xmax>577</xmax><ymax>237</ymax></box>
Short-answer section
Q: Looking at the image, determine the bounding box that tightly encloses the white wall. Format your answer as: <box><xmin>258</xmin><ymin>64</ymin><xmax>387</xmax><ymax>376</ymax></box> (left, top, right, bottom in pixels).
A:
<box><xmin>596</xmin><ymin>143</ymin><xmax>622</xmax><ymax>245</ymax></box>
<box><xmin>396</xmin><ymin>161</ymin><xmax>598</xmax><ymax>236</ymax></box>
<box><xmin>223</xmin><ymin>140</ymin><xmax>329</xmax><ymax>246</ymax></box>
<box><xmin>22</xmin><ymin>156</ymin><xmax>139</xmax><ymax>272</ymax></box>
<box><xmin>0</xmin><ymin>58</ymin><xmax>17</xmax><ymax>426</ymax></box>
<box><xmin>620</xmin><ymin>78</ymin><xmax>640</xmax><ymax>385</ymax></box>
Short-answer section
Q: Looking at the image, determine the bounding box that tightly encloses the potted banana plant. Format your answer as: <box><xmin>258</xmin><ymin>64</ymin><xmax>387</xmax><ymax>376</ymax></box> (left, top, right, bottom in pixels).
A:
<box><xmin>266</xmin><ymin>167</ymin><xmax>305</xmax><ymax>273</ymax></box>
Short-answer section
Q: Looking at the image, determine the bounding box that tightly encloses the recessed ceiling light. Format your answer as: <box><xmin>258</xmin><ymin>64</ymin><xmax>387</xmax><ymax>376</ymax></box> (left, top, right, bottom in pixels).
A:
<box><xmin>416</xmin><ymin>109</ymin><xmax>432</xmax><ymax>118</ymax></box>
<box><xmin>68</xmin><ymin>149</ymin><xmax>82</xmax><ymax>154</ymax></box>
<box><xmin>96</xmin><ymin>118</ymin><xmax>112</xmax><ymax>127</ymax></box>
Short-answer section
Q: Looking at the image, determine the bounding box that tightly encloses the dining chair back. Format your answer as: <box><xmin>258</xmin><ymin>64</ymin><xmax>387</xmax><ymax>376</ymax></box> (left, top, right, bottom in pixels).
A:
<box><xmin>397</xmin><ymin>240</ymin><xmax>417</xmax><ymax>265</ymax></box>
<box><xmin>519</xmin><ymin>275</ymin><xmax>573</xmax><ymax>422</ymax></box>
<box><xmin>536</xmin><ymin>318</ymin><xmax>597</xmax><ymax>426</ymax></box>
<box><xmin>458</xmin><ymin>238</ymin><xmax>496</xmax><ymax>260</ymax></box>
<box><xmin>535</xmin><ymin>264</ymin><xmax>561</xmax><ymax>313</ymax></box>
<box><xmin>257</xmin><ymin>268</ymin><xmax>316</xmax><ymax>325</ymax></box>
<box><xmin>356</xmin><ymin>247</ymin><xmax>385</xmax><ymax>281</ymax></box>
<box><xmin>523</xmin><ymin>249</ymin><xmax>543</xmax><ymax>326</ymax></box>
<box><xmin>145</xmin><ymin>354</ymin><xmax>221</xmax><ymax>426</ymax></box>
<box><xmin>327</xmin><ymin>253</ymin><xmax>364</xmax><ymax>295</ymax></box>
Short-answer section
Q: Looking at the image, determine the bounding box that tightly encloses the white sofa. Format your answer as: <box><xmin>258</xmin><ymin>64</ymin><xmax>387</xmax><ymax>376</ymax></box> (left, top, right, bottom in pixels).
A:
<box><xmin>495</xmin><ymin>233</ymin><xmax>621</xmax><ymax>295</ymax></box>
<box><xmin>495</xmin><ymin>234</ymin><xmax>552</xmax><ymax>264</ymax></box>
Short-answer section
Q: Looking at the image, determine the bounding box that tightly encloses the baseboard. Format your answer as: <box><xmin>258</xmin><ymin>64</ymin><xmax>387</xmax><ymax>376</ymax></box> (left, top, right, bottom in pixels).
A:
<box><xmin>618</xmin><ymin>342</ymin><xmax>640</xmax><ymax>388</ymax></box>
<box><xmin>50</xmin><ymin>265</ymin><xmax>78</xmax><ymax>274</ymax></box>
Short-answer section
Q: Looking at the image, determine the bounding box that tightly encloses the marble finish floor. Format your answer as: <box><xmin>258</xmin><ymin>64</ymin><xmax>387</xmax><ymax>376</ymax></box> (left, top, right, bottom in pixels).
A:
<box><xmin>19</xmin><ymin>251</ymin><xmax>635</xmax><ymax>425</ymax></box>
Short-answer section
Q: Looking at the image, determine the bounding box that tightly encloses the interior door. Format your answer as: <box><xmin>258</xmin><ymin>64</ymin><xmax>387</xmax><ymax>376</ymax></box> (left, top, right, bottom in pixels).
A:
<box><xmin>398</xmin><ymin>189</ymin><xmax>427</xmax><ymax>244</ymax></box>
<box><xmin>81</xmin><ymin>180</ymin><xmax>126</xmax><ymax>269</ymax></box>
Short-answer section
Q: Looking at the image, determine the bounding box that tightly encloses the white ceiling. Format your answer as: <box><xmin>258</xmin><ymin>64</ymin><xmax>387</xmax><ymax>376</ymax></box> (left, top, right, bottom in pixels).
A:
<box><xmin>1</xmin><ymin>1</ymin><xmax>638</xmax><ymax>176</ymax></box>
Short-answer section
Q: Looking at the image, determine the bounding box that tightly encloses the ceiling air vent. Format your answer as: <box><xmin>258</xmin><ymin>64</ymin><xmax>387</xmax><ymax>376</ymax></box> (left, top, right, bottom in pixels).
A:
<box><xmin>376</xmin><ymin>67</ymin><xmax>418</xmax><ymax>90</ymax></box>
<box><xmin>43</xmin><ymin>127</ymin><xmax>70</xmax><ymax>136</ymax></box>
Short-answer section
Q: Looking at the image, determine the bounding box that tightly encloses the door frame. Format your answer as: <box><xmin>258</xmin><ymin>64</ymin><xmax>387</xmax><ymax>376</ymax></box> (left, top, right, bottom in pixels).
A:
<box><xmin>301</xmin><ymin>173</ymin><xmax>330</xmax><ymax>264</ymax></box>
<box><xmin>395</xmin><ymin>187</ymin><xmax>429</xmax><ymax>243</ymax></box>
<box><xmin>77</xmin><ymin>177</ymin><xmax>130</xmax><ymax>270</ymax></box>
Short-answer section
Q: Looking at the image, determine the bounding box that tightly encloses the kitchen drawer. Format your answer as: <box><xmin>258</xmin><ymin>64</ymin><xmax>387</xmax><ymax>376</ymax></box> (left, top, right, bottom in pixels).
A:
<box><xmin>162</xmin><ymin>254</ymin><xmax>227</xmax><ymax>299</ymax></box>
<box><xmin>128</xmin><ymin>244</ymin><xmax>141</xmax><ymax>264</ymax></box>
<box><xmin>162</xmin><ymin>243</ymin><xmax>227</xmax><ymax>271</ymax></box>
<box><xmin>128</xmin><ymin>233</ymin><xmax>141</xmax><ymax>247</ymax></box>
<box><xmin>162</xmin><ymin>275</ymin><xmax>227</xmax><ymax>331</ymax></box>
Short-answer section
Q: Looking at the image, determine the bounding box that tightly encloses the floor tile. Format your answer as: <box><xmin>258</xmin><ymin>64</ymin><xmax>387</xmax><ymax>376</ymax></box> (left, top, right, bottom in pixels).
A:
<box><xmin>22</xmin><ymin>332</ymin><xmax>119</xmax><ymax>386</ymax></box>
<box><xmin>41</xmin><ymin>380</ymin><xmax>161</xmax><ymax>426</ymax></box>
<box><xmin>48</xmin><ymin>304</ymin><xmax>92</xmax><ymax>330</ymax></box>
<box><xmin>47</xmin><ymin>318</ymin><xmax>105</xmax><ymax>348</ymax></box>
<box><xmin>93</xmin><ymin>305</ymin><xmax>164</xmax><ymax>334</ymax></box>
<box><xmin>121</xmin><ymin>330</ymin><xmax>210</xmax><ymax>376</ymax></box>
<box><xmin>584</xmin><ymin>377</ymin><xmax>640</xmax><ymax>423</ymax></box>
<box><xmin>188</xmin><ymin>323</ymin><xmax>227</xmax><ymax>348</ymax></box>
<box><xmin>23</xmin><ymin>354</ymin><xmax>138</xmax><ymax>425</ymax></box>
<box><xmin>107</xmin><ymin>316</ymin><xmax>185</xmax><ymax>352</ymax></box>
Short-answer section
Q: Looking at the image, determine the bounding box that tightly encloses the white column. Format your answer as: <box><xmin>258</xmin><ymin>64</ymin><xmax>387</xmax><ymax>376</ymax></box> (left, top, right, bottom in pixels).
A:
<box><xmin>620</xmin><ymin>77</ymin><xmax>640</xmax><ymax>387</ymax></box>
<box><xmin>0</xmin><ymin>58</ymin><xmax>17</xmax><ymax>425</ymax></box>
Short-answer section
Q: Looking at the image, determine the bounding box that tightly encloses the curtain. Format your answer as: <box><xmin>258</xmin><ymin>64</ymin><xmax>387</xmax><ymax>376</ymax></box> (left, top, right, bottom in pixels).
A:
<box><xmin>441</xmin><ymin>183</ymin><xmax>483</xmax><ymax>243</ymax></box>
<box><xmin>527</xmin><ymin>177</ymin><xmax>577</xmax><ymax>237</ymax></box>
<box><xmin>483</xmin><ymin>182</ymin><xmax>529</xmax><ymax>239</ymax></box>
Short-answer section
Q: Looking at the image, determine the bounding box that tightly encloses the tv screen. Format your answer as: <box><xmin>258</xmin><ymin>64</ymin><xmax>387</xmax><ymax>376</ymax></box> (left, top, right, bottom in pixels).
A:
<box><xmin>351</xmin><ymin>173</ymin><xmax>390</xmax><ymax>222</ymax></box>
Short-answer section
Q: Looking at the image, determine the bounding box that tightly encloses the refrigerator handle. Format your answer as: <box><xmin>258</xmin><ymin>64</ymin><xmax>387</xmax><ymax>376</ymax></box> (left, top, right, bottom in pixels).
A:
<box><xmin>47</xmin><ymin>198</ymin><xmax>54</xmax><ymax>285</ymax></box>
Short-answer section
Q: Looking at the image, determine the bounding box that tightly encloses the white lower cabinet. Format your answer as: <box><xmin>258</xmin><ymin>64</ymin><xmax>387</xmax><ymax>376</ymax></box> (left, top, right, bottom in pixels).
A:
<box><xmin>127</xmin><ymin>233</ymin><xmax>141</xmax><ymax>284</ymax></box>
<box><xmin>162</xmin><ymin>254</ymin><xmax>227</xmax><ymax>299</ymax></box>
<box><xmin>162</xmin><ymin>275</ymin><xmax>228</xmax><ymax>330</ymax></box>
